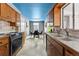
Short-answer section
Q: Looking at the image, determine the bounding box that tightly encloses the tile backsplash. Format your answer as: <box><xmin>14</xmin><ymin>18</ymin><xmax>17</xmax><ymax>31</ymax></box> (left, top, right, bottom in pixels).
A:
<box><xmin>0</xmin><ymin>20</ymin><xmax>15</xmax><ymax>34</ymax></box>
<box><xmin>68</xmin><ymin>29</ymin><xmax>79</xmax><ymax>38</ymax></box>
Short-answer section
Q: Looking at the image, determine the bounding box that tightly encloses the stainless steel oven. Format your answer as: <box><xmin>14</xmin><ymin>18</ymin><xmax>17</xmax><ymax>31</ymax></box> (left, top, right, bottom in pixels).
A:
<box><xmin>9</xmin><ymin>32</ymin><xmax>22</xmax><ymax>55</ymax></box>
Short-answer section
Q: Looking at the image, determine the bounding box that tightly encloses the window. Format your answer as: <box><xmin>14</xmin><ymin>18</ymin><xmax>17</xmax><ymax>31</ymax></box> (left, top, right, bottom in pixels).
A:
<box><xmin>62</xmin><ymin>3</ymin><xmax>79</xmax><ymax>30</ymax></box>
<box><xmin>62</xmin><ymin>4</ymin><xmax>73</xmax><ymax>29</ymax></box>
<box><xmin>33</xmin><ymin>23</ymin><xmax>39</xmax><ymax>31</ymax></box>
<box><xmin>74</xmin><ymin>3</ymin><xmax>79</xmax><ymax>30</ymax></box>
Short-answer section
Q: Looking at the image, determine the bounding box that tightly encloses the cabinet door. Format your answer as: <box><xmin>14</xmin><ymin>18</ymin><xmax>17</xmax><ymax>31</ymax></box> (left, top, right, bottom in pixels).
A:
<box><xmin>52</xmin><ymin>40</ymin><xmax>63</xmax><ymax>56</ymax></box>
<box><xmin>47</xmin><ymin>36</ymin><xmax>56</xmax><ymax>56</ymax></box>
<box><xmin>1</xmin><ymin>3</ymin><xmax>10</xmax><ymax>20</ymax></box>
<box><xmin>0</xmin><ymin>44</ymin><xmax>9</xmax><ymax>56</ymax></box>
<box><xmin>55</xmin><ymin>48</ymin><xmax>63</xmax><ymax>56</ymax></box>
<box><xmin>54</xmin><ymin>7</ymin><xmax>61</xmax><ymax>26</ymax></box>
<box><xmin>10</xmin><ymin>7</ymin><xmax>16</xmax><ymax>22</ymax></box>
<box><xmin>64</xmin><ymin>49</ymin><xmax>78</xmax><ymax>56</ymax></box>
<box><xmin>47</xmin><ymin>40</ymin><xmax>56</xmax><ymax>56</ymax></box>
<box><xmin>47</xmin><ymin>35</ymin><xmax>63</xmax><ymax>56</ymax></box>
<box><xmin>16</xmin><ymin>13</ymin><xmax>20</xmax><ymax>22</ymax></box>
<box><xmin>0</xmin><ymin>3</ymin><xmax>1</xmax><ymax>16</ymax></box>
<box><xmin>65</xmin><ymin>50</ymin><xmax>74</xmax><ymax>56</ymax></box>
<box><xmin>53</xmin><ymin>3</ymin><xmax>65</xmax><ymax>27</ymax></box>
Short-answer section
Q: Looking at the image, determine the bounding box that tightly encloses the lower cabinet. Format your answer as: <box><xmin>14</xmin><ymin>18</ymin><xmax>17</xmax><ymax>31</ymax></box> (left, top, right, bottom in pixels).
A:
<box><xmin>47</xmin><ymin>40</ymin><xmax>56</xmax><ymax>56</ymax></box>
<box><xmin>0</xmin><ymin>36</ymin><xmax>9</xmax><ymax>56</ymax></box>
<box><xmin>64</xmin><ymin>49</ymin><xmax>79</xmax><ymax>56</ymax></box>
<box><xmin>65</xmin><ymin>50</ymin><xmax>74</xmax><ymax>56</ymax></box>
<box><xmin>0</xmin><ymin>44</ymin><xmax>9</xmax><ymax>56</ymax></box>
<box><xmin>46</xmin><ymin>34</ymin><xmax>79</xmax><ymax>56</ymax></box>
<box><xmin>47</xmin><ymin>35</ymin><xmax>63</xmax><ymax>56</ymax></box>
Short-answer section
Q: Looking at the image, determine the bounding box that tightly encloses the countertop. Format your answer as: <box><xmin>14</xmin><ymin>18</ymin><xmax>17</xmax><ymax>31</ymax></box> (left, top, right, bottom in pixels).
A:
<box><xmin>0</xmin><ymin>34</ymin><xmax>9</xmax><ymax>38</ymax></box>
<box><xmin>45</xmin><ymin>32</ymin><xmax>79</xmax><ymax>54</ymax></box>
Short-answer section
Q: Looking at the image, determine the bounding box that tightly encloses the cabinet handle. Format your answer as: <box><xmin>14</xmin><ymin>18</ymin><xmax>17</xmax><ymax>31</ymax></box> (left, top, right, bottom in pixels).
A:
<box><xmin>0</xmin><ymin>42</ymin><xmax>2</xmax><ymax>44</ymax></box>
<box><xmin>7</xmin><ymin>16</ymin><xmax>9</xmax><ymax>17</ymax></box>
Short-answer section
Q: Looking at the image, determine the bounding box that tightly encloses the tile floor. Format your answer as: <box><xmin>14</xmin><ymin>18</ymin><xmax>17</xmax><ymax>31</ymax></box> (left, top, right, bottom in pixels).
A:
<box><xmin>16</xmin><ymin>35</ymin><xmax>47</xmax><ymax>56</ymax></box>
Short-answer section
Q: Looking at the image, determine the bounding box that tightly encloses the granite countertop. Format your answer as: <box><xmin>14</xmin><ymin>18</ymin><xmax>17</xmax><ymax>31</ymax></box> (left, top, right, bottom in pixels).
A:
<box><xmin>0</xmin><ymin>34</ymin><xmax>9</xmax><ymax>38</ymax></box>
<box><xmin>0</xmin><ymin>32</ymin><xmax>10</xmax><ymax>38</ymax></box>
<box><xmin>45</xmin><ymin>32</ymin><xmax>79</xmax><ymax>53</ymax></box>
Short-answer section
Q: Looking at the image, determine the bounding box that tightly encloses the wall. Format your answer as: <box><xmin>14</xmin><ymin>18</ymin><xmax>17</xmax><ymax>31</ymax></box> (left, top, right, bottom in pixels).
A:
<box><xmin>44</xmin><ymin>18</ymin><xmax>48</xmax><ymax>32</ymax></box>
<box><xmin>39</xmin><ymin>22</ymin><xmax>44</xmax><ymax>33</ymax></box>
<box><xmin>26</xmin><ymin>19</ymin><xmax>30</xmax><ymax>35</ymax></box>
<box><xmin>0</xmin><ymin>20</ymin><xmax>16</xmax><ymax>34</ymax></box>
<box><xmin>20</xmin><ymin>15</ymin><xmax>27</xmax><ymax>32</ymax></box>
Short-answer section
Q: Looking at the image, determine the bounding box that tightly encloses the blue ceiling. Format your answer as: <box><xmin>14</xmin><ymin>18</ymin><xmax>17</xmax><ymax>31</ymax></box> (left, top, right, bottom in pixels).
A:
<box><xmin>13</xmin><ymin>3</ymin><xmax>54</xmax><ymax>21</ymax></box>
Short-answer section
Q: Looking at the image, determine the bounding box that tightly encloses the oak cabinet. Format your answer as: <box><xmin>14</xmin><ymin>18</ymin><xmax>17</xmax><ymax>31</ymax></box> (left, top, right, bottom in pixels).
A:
<box><xmin>16</xmin><ymin>12</ymin><xmax>20</xmax><ymax>22</ymax></box>
<box><xmin>65</xmin><ymin>50</ymin><xmax>74</xmax><ymax>56</ymax></box>
<box><xmin>0</xmin><ymin>44</ymin><xmax>9</xmax><ymax>56</ymax></box>
<box><xmin>47</xmin><ymin>35</ymin><xmax>63</xmax><ymax>56</ymax></box>
<box><xmin>54</xmin><ymin>7</ymin><xmax>61</xmax><ymax>26</ymax></box>
<box><xmin>46</xmin><ymin>34</ymin><xmax>79</xmax><ymax>56</ymax></box>
<box><xmin>0</xmin><ymin>36</ymin><xmax>9</xmax><ymax>56</ymax></box>
<box><xmin>22</xmin><ymin>32</ymin><xmax>26</xmax><ymax>47</ymax></box>
<box><xmin>47</xmin><ymin>40</ymin><xmax>56</xmax><ymax>56</ymax></box>
<box><xmin>9</xmin><ymin>7</ymin><xmax>16</xmax><ymax>22</ymax></box>
<box><xmin>0</xmin><ymin>3</ymin><xmax>20</xmax><ymax>24</ymax></box>
<box><xmin>53</xmin><ymin>3</ymin><xmax>65</xmax><ymax>27</ymax></box>
<box><xmin>0</xmin><ymin>3</ymin><xmax>11</xmax><ymax>21</ymax></box>
<box><xmin>64</xmin><ymin>49</ymin><xmax>79</xmax><ymax>56</ymax></box>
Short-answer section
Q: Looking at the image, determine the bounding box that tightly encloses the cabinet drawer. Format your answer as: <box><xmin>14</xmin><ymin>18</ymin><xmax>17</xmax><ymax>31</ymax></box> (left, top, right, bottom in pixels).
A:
<box><xmin>0</xmin><ymin>37</ymin><xmax>9</xmax><ymax>45</ymax></box>
<box><xmin>0</xmin><ymin>44</ymin><xmax>9</xmax><ymax>56</ymax></box>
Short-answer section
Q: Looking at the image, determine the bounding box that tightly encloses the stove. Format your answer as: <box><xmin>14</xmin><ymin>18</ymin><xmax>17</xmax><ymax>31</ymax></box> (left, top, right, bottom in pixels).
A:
<box><xmin>9</xmin><ymin>32</ymin><xmax>22</xmax><ymax>55</ymax></box>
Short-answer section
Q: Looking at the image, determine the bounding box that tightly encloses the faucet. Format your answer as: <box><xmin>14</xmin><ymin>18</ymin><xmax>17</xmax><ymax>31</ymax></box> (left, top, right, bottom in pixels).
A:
<box><xmin>56</xmin><ymin>29</ymin><xmax>61</xmax><ymax>36</ymax></box>
<box><xmin>64</xmin><ymin>29</ymin><xmax>69</xmax><ymax>37</ymax></box>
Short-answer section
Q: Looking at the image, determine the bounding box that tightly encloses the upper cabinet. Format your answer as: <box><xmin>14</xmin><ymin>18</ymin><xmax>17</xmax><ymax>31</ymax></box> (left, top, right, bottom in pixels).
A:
<box><xmin>0</xmin><ymin>4</ymin><xmax>11</xmax><ymax>21</ymax></box>
<box><xmin>16</xmin><ymin>12</ymin><xmax>20</xmax><ymax>22</ymax></box>
<box><xmin>0</xmin><ymin>3</ymin><xmax>20</xmax><ymax>24</ymax></box>
<box><xmin>9</xmin><ymin>7</ymin><xmax>16</xmax><ymax>22</ymax></box>
<box><xmin>53</xmin><ymin>3</ymin><xmax>65</xmax><ymax>27</ymax></box>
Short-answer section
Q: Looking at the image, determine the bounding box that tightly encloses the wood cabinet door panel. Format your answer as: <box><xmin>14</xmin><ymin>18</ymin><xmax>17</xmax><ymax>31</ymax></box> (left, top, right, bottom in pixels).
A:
<box><xmin>10</xmin><ymin>7</ymin><xmax>16</xmax><ymax>22</ymax></box>
<box><xmin>65</xmin><ymin>50</ymin><xmax>74</xmax><ymax>56</ymax></box>
<box><xmin>0</xmin><ymin>38</ymin><xmax>8</xmax><ymax>45</ymax></box>
<box><xmin>16</xmin><ymin>13</ymin><xmax>20</xmax><ymax>22</ymax></box>
<box><xmin>47</xmin><ymin>40</ymin><xmax>56</xmax><ymax>56</ymax></box>
<box><xmin>47</xmin><ymin>35</ymin><xmax>63</xmax><ymax>56</ymax></box>
<box><xmin>51</xmin><ymin>40</ymin><xmax>63</xmax><ymax>55</ymax></box>
<box><xmin>64</xmin><ymin>49</ymin><xmax>78</xmax><ymax>56</ymax></box>
<box><xmin>0</xmin><ymin>44</ymin><xmax>9</xmax><ymax>56</ymax></box>
<box><xmin>1</xmin><ymin>4</ymin><xmax>10</xmax><ymax>19</ymax></box>
<box><xmin>0</xmin><ymin>3</ymin><xmax>17</xmax><ymax>23</ymax></box>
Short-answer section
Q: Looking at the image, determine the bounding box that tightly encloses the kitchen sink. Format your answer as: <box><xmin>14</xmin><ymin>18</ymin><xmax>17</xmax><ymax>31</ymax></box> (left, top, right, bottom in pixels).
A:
<box><xmin>50</xmin><ymin>33</ymin><xmax>75</xmax><ymax>41</ymax></box>
<box><xmin>62</xmin><ymin>38</ymin><xmax>72</xmax><ymax>41</ymax></box>
<box><xmin>61</xmin><ymin>37</ymin><xmax>75</xmax><ymax>41</ymax></box>
<box><xmin>53</xmin><ymin>34</ymin><xmax>63</xmax><ymax>37</ymax></box>
<box><xmin>54</xmin><ymin>35</ymin><xmax>62</xmax><ymax>37</ymax></box>
<box><xmin>50</xmin><ymin>33</ymin><xmax>63</xmax><ymax>37</ymax></box>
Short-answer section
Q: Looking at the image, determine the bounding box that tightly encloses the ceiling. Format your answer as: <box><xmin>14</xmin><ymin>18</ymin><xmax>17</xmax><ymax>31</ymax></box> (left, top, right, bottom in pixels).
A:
<box><xmin>13</xmin><ymin>3</ymin><xmax>55</xmax><ymax>21</ymax></box>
